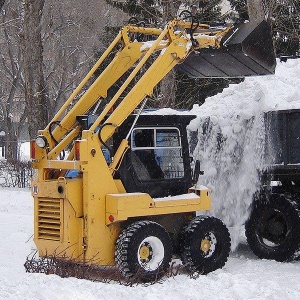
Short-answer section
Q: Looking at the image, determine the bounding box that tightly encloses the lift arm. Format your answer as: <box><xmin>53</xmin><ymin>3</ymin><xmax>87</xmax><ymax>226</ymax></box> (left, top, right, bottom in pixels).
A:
<box><xmin>32</xmin><ymin>17</ymin><xmax>275</xmax><ymax>170</ymax></box>
<box><xmin>33</xmin><ymin>19</ymin><xmax>226</xmax><ymax>159</ymax></box>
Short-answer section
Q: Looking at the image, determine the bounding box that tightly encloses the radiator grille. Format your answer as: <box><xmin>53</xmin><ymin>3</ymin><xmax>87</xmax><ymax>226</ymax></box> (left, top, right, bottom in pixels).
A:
<box><xmin>38</xmin><ymin>198</ymin><xmax>61</xmax><ymax>240</ymax></box>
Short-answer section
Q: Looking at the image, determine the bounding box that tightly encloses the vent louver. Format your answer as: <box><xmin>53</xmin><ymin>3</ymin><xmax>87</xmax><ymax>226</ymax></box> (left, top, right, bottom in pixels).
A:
<box><xmin>38</xmin><ymin>198</ymin><xmax>61</xmax><ymax>240</ymax></box>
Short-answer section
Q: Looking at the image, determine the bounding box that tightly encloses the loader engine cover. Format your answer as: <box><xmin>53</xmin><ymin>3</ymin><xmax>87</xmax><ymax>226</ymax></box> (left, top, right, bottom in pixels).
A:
<box><xmin>177</xmin><ymin>20</ymin><xmax>276</xmax><ymax>78</ymax></box>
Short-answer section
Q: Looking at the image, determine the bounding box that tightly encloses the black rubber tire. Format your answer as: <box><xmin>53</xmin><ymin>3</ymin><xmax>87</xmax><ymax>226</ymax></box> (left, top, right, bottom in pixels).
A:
<box><xmin>115</xmin><ymin>220</ymin><xmax>173</xmax><ymax>282</ymax></box>
<box><xmin>245</xmin><ymin>194</ymin><xmax>300</xmax><ymax>262</ymax></box>
<box><xmin>180</xmin><ymin>216</ymin><xmax>231</xmax><ymax>274</ymax></box>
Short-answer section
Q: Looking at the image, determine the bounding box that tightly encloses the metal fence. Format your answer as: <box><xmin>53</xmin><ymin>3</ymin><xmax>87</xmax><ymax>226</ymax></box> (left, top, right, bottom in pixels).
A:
<box><xmin>0</xmin><ymin>160</ymin><xmax>33</xmax><ymax>188</ymax></box>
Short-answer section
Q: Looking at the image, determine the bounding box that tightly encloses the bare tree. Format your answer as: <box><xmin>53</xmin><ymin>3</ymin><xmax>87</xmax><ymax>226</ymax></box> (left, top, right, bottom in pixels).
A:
<box><xmin>0</xmin><ymin>0</ymin><xmax>121</xmax><ymax>145</ymax></box>
<box><xmin>158</xmin><ymin>0</ymin><xmax>181</xmax><ymax>108</ymax></box>
<box><xmin>247</xmin><ymin>0</ymin><xmax>265</xmax><ymax>20</ymax></box>
<box><xmin>0</xmin><ymin>0</ymin><xmax>5</xmax><ymax>12</ymax></box>
<box><xmin>0</xmin><ymin>0</ymin><xmax>125</xmax><ymax>163</ymax></box>
<box><xmin>41</xmin><ymin>0</ymin><xmax>118</xmax><ymax>117</ymax></box>
<box><xmin>20</xmin><ymin>0</ymin><xmax>48</xmax><ymax>139</ymax></box>
<box><xmin>268</xmin><ymin>0</ymin><xmax>299</xmax><ymax>56</ymax></box>
<box><xmin>0</xmin><ymin>1</ymin><xmax>27</xmax><ymax>159</ymax></box>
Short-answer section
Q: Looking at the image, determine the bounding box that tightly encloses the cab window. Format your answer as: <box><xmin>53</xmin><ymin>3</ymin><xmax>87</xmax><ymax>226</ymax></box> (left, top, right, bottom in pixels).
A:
<box><xmin>131</xmin><ymin>127</ymin><xmax>184</xmax><ymax>180</ymax></box>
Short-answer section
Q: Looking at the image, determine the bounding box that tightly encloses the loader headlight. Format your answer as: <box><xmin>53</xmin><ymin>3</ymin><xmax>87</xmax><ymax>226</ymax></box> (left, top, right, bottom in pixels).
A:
<box><xmin>35</xmin><ymin>135</ymin><xmax>48</xmax><ymax>148</ymax></box>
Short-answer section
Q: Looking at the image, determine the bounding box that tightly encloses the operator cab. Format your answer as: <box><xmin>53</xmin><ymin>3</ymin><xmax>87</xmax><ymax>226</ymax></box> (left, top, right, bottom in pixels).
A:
<box><xmin>114</xmin><ymin>114</ymin><xmax>196</xmax><ymax>198</ymax></box>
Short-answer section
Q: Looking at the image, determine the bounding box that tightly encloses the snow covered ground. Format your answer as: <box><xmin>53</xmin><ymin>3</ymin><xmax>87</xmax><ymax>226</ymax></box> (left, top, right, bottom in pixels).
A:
<box><xmin>1</xmin><ymin>188</ymin><xmax>300</xmax><ymax>299</ymax></box>
<box><xmin>1</xmin><ymin>59</ymin><xmax>300</xmax><ymax>299</ymax></box>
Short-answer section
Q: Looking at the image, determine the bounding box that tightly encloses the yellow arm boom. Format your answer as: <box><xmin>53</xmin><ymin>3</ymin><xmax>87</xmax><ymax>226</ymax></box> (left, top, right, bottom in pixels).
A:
<box><xmin>36</xmin><ymin>19</ymin><xmax>233</xmax><ymax>160</ymax></box>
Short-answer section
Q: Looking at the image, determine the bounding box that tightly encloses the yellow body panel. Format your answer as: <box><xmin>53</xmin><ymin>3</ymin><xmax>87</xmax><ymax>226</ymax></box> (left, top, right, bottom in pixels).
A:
<box><xmin>32</xmin><ymin>179</ymin><xmax>84</xmax><ymax>259</ymax></box>
<box><xmin>105</xmin><ymin>191</ymin><xmax>211</xmax><ymax>225</ymax></box>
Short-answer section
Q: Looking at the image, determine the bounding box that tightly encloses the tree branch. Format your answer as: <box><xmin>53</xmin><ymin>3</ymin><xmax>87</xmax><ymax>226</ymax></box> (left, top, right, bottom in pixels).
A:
<box><xmin>0</xmin><ymin>0</ymin><xmax>5</xmax><ymax>12</ymax></box>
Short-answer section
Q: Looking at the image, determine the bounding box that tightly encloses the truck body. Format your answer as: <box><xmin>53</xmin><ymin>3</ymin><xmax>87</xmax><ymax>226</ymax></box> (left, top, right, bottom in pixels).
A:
<box><xmin>246</xmin><ymin>109</ymin><xmax>300</xmax><ymax>261</ymax></box>
<box><xmin>28</xmin><ymin>15</ymin><xmax>275</xmax><ymax>280</ymax></box>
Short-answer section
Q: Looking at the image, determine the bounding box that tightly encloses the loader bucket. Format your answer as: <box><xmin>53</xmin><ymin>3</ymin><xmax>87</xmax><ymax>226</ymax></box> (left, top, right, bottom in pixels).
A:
<box><xmin>177</xmin><ymin>20</ymin><xmax>276</xmax><ymax>78</ymax></box>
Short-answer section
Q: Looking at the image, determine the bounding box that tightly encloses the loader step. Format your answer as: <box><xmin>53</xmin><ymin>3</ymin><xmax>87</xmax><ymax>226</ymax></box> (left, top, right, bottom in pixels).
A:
<box><xmin>153</xmin><ymin>192</ymin><xmax>200</xmax><ymax>202</ymax></box>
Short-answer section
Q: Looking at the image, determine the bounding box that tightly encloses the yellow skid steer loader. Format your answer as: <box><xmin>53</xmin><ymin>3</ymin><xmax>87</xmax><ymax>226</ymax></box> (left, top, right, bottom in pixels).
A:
<box><xmin>27</xmin><ymin>14</ymin><xmax>275</xmax><ymax>281</ymax></box>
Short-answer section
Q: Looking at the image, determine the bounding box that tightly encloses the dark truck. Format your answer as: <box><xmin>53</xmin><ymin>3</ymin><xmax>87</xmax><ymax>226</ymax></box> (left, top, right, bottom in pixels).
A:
<box><xmin>246</xmin><ymin>109</ymin><xmax>300</xmax><ymax>261</ymax></box>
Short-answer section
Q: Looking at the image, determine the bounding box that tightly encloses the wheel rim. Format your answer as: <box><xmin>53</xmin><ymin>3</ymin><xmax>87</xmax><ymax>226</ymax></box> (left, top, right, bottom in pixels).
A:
<box><xmin>200</xmin><ymin>232</ymin><xmax>217</xmax><ymax>258</ymax></box>
<box><xmin>257</xmin><ymin>208</ymin><xmax>289</xmax><ymax>247</ymax></box>
<box><xmin>139</xmin><ymin>243</ymin><xmax>152</xmax><ymax>260</ymax></box>
<box><xmin>137</xmin><ymin>236</ymin><xmax>164</xmax><ymax>271</ymax></box>
<box><xmin>200</xmin><ymin>239</ymin><xmax>211</xmax><ymax>252</ymax></box>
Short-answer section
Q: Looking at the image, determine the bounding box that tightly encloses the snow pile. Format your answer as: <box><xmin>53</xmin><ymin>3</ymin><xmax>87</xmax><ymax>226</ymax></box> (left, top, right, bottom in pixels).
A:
<box><xmin>188</xmin><ymin>58</ymin><xmax>300</xmax><ymax>249</ymax></box>
<box><xmin>190</xmin><ymin>58</ymin><xmax>300</xmax><ymax>115</ymax></box>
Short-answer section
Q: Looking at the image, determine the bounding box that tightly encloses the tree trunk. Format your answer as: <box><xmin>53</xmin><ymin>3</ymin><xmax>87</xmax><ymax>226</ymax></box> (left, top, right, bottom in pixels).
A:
<box><xmin>20</xmin><ymin>0</ymin><xmax>48</xmax><ymax>139</ymax></box>
<box><xmin>158</xmin><ymin>70</ymin><xmax>177</xmax><ymax>108</ymax></box>
<box><xmin>0</xmin><ymin>0</ymin><xmax>5</xmax><ymax>12</ymax></box>
<box><xmin>158</xmin><ymin>1</ymin><xmax>180</xmax><ymax>108</ymax></box>
<box><xmin>4</xmin><ymin>117</ymin><xmax>18</xmax><ymax>161</ymax></box>
<box><xmin>247</xmin><ymin>0</ymin><xmax>265</xmax><ymax>21</ymax></box>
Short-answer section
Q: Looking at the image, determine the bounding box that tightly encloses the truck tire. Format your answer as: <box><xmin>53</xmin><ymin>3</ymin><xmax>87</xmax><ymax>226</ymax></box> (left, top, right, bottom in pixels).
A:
<box><xmin>180</xmin><ymin>216</ymin><xmax>231</xmax><ymax>274</ymax></box>
<box><xmin>115</xmin><ymin>220</ymin><xmax>172</xmax><ymax>282</ymax></box>
<box><xmin>245</xmin><ymin>194</ymin><xmax>300</xmax><ymax>261</ymax></box>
